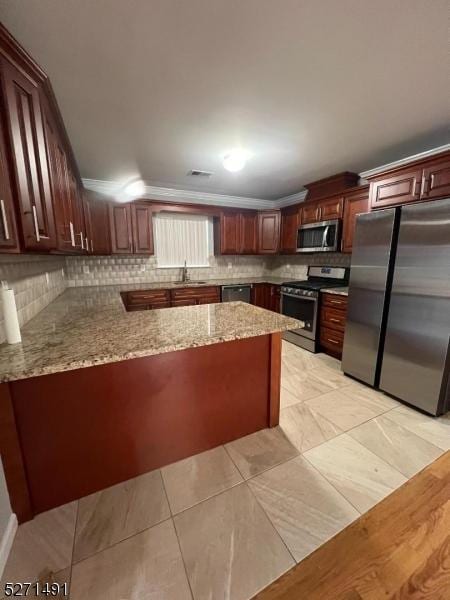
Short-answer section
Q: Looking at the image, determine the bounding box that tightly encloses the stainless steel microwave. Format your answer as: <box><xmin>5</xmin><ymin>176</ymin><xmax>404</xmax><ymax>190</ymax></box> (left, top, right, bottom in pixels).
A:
<box><xmin>296</xmin><ymin>219</ymin><xmax>341</xmax><ymax>253</ymax></box>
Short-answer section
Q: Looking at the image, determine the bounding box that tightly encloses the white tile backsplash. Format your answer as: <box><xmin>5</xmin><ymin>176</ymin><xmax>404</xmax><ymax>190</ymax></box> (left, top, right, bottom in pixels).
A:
<box><xmin>0</xmin><ymin>255</ymin><xmax>67</xmax><ymax>343</ymax></box>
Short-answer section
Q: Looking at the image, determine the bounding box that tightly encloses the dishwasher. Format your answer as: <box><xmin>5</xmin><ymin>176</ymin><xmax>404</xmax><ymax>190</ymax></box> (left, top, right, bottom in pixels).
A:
<box><xmin>221</xmin><ymin>284</ymin><xmax>252</xmax><ymax>303</ymax></box>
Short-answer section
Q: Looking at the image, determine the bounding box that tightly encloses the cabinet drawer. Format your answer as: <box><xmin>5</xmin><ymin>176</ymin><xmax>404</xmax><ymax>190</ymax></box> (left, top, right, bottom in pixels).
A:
<box><xmin>320</xmin><ymin>326</ymin><xmax>344</xmax><ymax>352</ymax></box>
<box><xmin>171</xmin><ymin>299</ymin><xmax>197</xmax><ymax>306</ymax></box>
<box><xmin>127</xmin><ymin>289</ymin><xmax>170</xmax><ymax>305</ymax></box>
<box><xmin>127</xmin><ymin>301</ymin><xmax>171</xmax><ymax>311</ymax></box>
<box><xmin>322</xmin><ymin>293</ymin><xmax>348</xmax><ymax>310</ymax></box>
<box><xmin>321</xmin><ymin>306</ymin><xmax>346</xmax><ymax>332</ymax></box>
<box><xmin>171</xmin><ymin>286</ymin><xmax>219</xmax><ymax>299</ymax></box>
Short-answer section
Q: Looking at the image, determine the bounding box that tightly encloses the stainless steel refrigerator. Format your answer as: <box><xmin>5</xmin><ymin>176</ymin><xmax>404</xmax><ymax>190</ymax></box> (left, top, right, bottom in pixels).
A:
<box><xmin>342</xmin><ymin>197</ymin><xmax>450</xmax><ymax>416</ymax></box>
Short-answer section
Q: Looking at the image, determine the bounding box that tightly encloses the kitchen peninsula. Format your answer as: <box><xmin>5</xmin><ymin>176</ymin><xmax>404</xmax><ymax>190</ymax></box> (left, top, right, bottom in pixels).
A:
<box><xmin>0</xmin><ymin>287</ymin><xmax>301</xmax><ymax>522</ymax></box>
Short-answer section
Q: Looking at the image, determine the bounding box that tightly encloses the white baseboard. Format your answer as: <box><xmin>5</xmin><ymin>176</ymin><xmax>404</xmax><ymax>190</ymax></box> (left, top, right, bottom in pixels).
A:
<box><xmin>0</xmin><ymin>514</ymin><xmax>17</xmax><ymax>579</ymax></box>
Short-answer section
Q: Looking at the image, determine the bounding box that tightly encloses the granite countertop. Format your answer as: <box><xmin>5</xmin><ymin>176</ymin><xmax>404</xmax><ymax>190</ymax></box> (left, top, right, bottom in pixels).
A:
<box><xmin>321</xmin><ymin>287</ymin><xmax>349</xmax><ymax>296</ymax></box>
<box><xmin>0</xmin><ymin>285</ymin><xmax>302</xmax><ymax>383</ymax></box>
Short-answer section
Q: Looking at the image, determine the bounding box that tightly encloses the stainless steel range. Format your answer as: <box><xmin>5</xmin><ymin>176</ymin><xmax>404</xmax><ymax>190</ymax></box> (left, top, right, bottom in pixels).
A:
<box><xmin>281</xmin><ymin>266</ymin><xmax>349</xmax><ymax>352</ymax></box>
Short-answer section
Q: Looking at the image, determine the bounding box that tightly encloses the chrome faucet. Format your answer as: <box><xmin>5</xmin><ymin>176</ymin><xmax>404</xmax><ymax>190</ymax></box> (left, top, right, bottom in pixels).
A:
<box><xmin>181</xmin><ymin>260</ymin><xmax>189</xmax><ymax>283</ymax></box>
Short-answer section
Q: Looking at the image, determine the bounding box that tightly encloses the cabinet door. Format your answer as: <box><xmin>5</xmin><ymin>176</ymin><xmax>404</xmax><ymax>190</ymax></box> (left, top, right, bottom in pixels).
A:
<box><xmin>1</xmin><ymin>59</ymin><xmax>56</xmax><ymax>249</ymax></box>
<box><xmin>269</xmin><ymin>285</ymin><xmax>281</xmax><ymax>313</ymax></box>
<box><xmin>109</xmin><ymin>203</ymin><xmax>133</xmax><ymax>254</ymax></box>
<box><xmin>239</xmin><ymin>211</ymin><xmax>257</xmax><ymax>254</ymax></box>
<box><xmin>251</xmin><ymin>283</ymin><xmax>270</xmax><ymax>308</ymax></box>
<box><xmin>131</xmin><ymin>202</ymin><xmax>154</xmax><ymax>254</ymax></box>
<box><xmin>280</xmin><ymin>206</ymin><xmax>301</xmax><ymax>253</ymax></box>
<box><xmin>369</xmin><ymin>167</ymin><xmax>422</xmax><ymax>209</ymax></box>
<box><xmin>320</xmin><ymin>196</ymin><xmax>343</xmax><ymax>220</ymax></box>
<box><xmin>219</xmin><ymin>211</ymin><xmax>240</xmax><ymax>254</ymax></box>
<box><xmin>301</xmin><ymin>203</ymin><xmax>320</xmax><ymax>224</ymax></box>
<box><xmin>257</xmin><ymin>211</ymin><xmax>280</xmax><ymax>254</ymax></box>
<box><xmin>0</xmin><ymin>114</ymin><xmax>19</xmax><ymax>251</ymax></box>
<box><xmin>341</xmin><ymin>189</ymin><xmax>370</xmax><ymax>253</ymax></box>
<box><xmin>43</xmin><ymin>106</ymin><xmax>76</xmax><ymax>252</ymax></box>
<box><xmin>68</xmin><ymin>172</ymin><xmax>86</xmax><ymax>252</ymax></box>
<box><xmin>89</xmin><ymin>197</ymin><xmax>111</xmax><ymax>255</ymax></box>
<box><xmin>421</xmin><ymin>158</ymin><xmax>450</xmax><ymax>200</ymax></box>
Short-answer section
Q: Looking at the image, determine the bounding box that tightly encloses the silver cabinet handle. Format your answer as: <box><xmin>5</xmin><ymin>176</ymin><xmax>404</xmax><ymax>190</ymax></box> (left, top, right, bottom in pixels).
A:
<box><xmin>0</xmin><ymin>199</ymin><xmax>10</xmax><ymax>240</ymax></box>
<box><xmin>32</xmin><ymin>206</ymin><xmax>40</xmax><ymax>242</ymax></box>
<box><xmin>85</xmin><ymin>237</ymin><xmax>89</xmax><ymax>252</ymax></box>
<box><xmin>69</xmin><ymin>221</ymin><xmax>75</xmax><ymax>247</ymax></box>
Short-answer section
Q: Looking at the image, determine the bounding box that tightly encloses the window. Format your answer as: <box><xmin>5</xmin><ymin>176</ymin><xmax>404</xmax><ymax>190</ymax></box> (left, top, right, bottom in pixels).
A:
<box><xmin>154</xmin><ymin>212</ymin><xmax>213</xmax><ymax>268</ymax></box>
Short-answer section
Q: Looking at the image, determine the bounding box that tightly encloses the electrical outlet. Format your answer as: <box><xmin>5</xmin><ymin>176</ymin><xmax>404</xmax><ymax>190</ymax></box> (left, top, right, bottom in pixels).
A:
<box><xmin>83</xmin><ymin>266</ymin><xmax>90</xmax><ymax>274</ymax></box>
<box><xmin>227</xmin><ymin>262</ymin><xmax>232</xmax><ymax>269</ymax></box>
<box><xmin>140</xmin><ymin>264</ymin><xmax>146</xmax><ymax>272</ymax></box>
<box><xmin>45</xmin><ymin>272</ymin><xmax>50</xmax><ymax>285</ymax></box>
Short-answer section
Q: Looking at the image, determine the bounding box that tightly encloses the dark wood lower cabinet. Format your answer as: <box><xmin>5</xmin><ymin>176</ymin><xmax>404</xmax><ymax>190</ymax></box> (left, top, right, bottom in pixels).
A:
<box><xmin>1</xmin><ymin>333</ymin><xmax>281</xmax><ymax>518</ymax></box>
<box><xmin>251</xmin><ymin>283</ymin><xmax>281</xmax><ymax>313</ymax></box>
<box><xmin>319</xmin><ymin>293</ymin><xmax>348</xmax><ymax>358</ymax></box>
<box><xmin>122</xmin><ymin>286</ymin><xmax>220</xmax><ymax>311</ymax></box>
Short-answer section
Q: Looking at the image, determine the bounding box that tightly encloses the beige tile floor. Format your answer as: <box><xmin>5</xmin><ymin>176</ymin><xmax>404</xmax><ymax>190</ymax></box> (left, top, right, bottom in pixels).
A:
<box><xmin>2</xmin><ymin>340</ymin><xmax>449</xmax><ymax>600</ymax></box>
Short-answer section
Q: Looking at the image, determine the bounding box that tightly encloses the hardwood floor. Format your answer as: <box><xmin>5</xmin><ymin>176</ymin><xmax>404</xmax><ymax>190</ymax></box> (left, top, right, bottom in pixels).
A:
<box><xmin>254</xmin><ymin>451</ymin><xmax>450</xmax><ymax>600</ymax></box>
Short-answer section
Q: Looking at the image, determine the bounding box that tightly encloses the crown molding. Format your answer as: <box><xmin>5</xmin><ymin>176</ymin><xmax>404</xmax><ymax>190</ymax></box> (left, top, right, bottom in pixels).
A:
<box><xmin>359</xmin><ymin>143</ymin><xmax>450</xmax><ymax>179</ymax></box>
<box><xmin>82</xmin><ymin>179</ymin><xmax>276</xmax><ymax>209</ymax></box>
<box><xmin>276</xmin><ymin>190</ymin><xmax>308</xmax><ymax>208</ymax></box>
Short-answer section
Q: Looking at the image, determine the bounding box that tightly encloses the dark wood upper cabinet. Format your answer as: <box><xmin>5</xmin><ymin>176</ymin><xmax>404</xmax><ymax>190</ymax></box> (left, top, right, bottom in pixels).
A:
<box><xmin>0</xmin><ymin>112</ymin><xmax>19</xmax><ymax>251</ymax></box>
<box><xmin>42</xmin><ymin>102</ymin><xmax>77</xmax><ymax>253</ymax></box>
<box><xmin>239</xmin><ymin>211</ymin><xmax>257</xmax><ymax>254</ymax></box>
<box><xmin>320</xmin><ymin>196</ymin><xmax>343</xmax><ymax>220</ymax></box>
<box><xmin>280</xmin><ymin>205</ymin><xmax>301</xmax><ymax>254</ymax></box>
<box><xmin>131</xmin><ymin>202</ymin><xmax>154</xmax><ymax>254</ymax></box>
<box><xmin>109</xmin><ymin>203</ymin><xmax>133</xmax><ymax>254</ymax></box>
<box><xmin>301</xmin><ymin>203</ymin><xmax>321</xmax><ymax>224</ymax></box>
<box><xmin>421</xmin><ymin>157</ymin><xmax>450</xmax><ymax>200</ymax></box>
<box><xmin>341</xmin><ymin>187</ymin><xmax>370</xmax><ymax>253</ymax></box>
<box><xmin>0</xmin><ymin>58</ymin><xmax>56</xmax><ymax>250</ymax></box>
<box><xmin>88</xmin><ymin>194</ymin><xmax>111</xmax><ymax>255</ymax></box>
<box><xmin>369</xmin><ymin>166</ymin><xmax>422</xmax><ymax>209</ymax></box>
<box><xmin>217</xmin><ymin>211</ymin><xmax>240</xmax><ymax>254</ymax></box>
<box><xmin>257</xmin><ymin>210</ymin><xmax>280</xmax><ymax>254</ymax></box>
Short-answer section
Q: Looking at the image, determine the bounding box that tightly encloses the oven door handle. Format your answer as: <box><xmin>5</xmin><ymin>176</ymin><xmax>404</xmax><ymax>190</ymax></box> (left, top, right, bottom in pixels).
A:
<box><xmin>281</xmin><ymin>293</ymin><xmax>317</xmax><ymax>301</ymax></box>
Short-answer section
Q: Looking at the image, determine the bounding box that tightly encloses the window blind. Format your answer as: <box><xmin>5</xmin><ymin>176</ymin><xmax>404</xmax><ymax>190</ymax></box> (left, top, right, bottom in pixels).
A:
<box><xmin>154</xmin><ymin>212</ymin><xmax>212</xmax><ymax>268</ymax></box>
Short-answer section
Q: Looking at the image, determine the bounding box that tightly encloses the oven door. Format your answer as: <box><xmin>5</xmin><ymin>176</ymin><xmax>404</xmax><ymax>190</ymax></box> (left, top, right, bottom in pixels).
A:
<box><xmin>281</xmin><ymin>293</ymin><xmax>318</xmax><ymax>340</ymax></box>
<box><xmin>296</xmin><ymin>219</ymin><xmax>340</xmax><ymax>252</ymax></box>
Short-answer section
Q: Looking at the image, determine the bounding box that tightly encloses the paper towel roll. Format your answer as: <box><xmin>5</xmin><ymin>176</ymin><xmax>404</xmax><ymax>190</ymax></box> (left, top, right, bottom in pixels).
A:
<box><xmin>1</xmin><ymin>284</ymin><xmax>21</xmax><ymax>344</ymax></box>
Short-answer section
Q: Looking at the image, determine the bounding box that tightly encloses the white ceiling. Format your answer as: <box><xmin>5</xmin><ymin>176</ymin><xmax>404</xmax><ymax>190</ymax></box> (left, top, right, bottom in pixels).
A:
<box><xmin>1</xmin><ymin>0</ymin><xmax>449</xmax><ymax>201</ymax></box>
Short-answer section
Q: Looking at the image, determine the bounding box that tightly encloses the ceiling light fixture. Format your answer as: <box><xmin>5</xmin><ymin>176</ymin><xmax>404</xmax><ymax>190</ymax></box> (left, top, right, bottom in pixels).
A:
<box><xmin>124</xmin><ymin>179</ymin><xmax>145</xmax><ymax>197</ymax></box>
<box><xmin>223</xmin><ymin>149</ymin><xmax>250</xmax><ymax>173</ymax></box>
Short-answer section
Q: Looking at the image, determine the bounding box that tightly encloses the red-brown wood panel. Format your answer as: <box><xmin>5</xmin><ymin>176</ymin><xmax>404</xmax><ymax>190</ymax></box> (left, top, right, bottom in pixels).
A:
<box><xmin>0</xmin><ymin>58</ymin><xmax>56</xmax><ymax>249</ymax></box>
<box><xmin>239</xmin><ymin>211</ymin><xmax>257</xmax><ymax>254</ymax></box>
<box><xmin>109</xmin><ymin>203</ymin><xmax>133</xmax><ymax>254</ymax></box>
<box><xmin>9</xmin><ymin>335</ymin><xmax>274</xmax><ymax>514</ymax></box>
<box><xmin>257</xmin><ymin>211</ymin><xmax>280</xmax><ymax>254</ymax></box>
<box><xmin>421</xmin><ymin>158</ymin><xmax>450</xmax><ymax>200</ymax></box>
<box><xmin>0</xmin><ymin>109</ymin><xmax>19</xmax><ymax>251</ymax></box>
<box><xmin>369</xmin><ymin>167</ymin><xmax>422</xmax><ymax>209</ymax></box>
<box><xmin>131</xmin><ymin>202</ymin><xmax>154</xmax><ymax>254</ymax></box>
<box><xmin>88</xmin><ymin>195</ymin><xmax>111</xmax><ymax>255</ymax></box>
<box><xmin>219</xmin><ymin>211</ymin><xmax>240</xmax><ymax>254</ymax></box>
<box><xmin>341</xmin><ymin>188</ymin><xmax>370</xmax><ymax>253</ymax></box>
<box><xmin>301</xmin><ymin>203</ymin><xmax>320</xmax><ymax>224</ymax></box>
<box><xmin>280</xmin><ymin>206</ymin><xmax>301</xmax><ymax>254</ymax></box>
